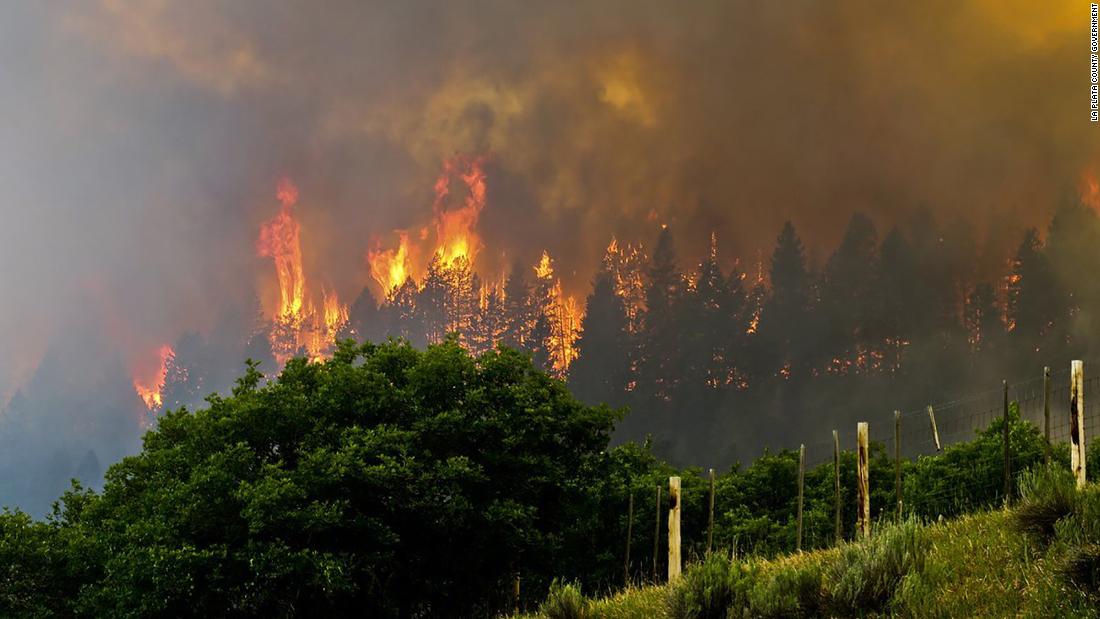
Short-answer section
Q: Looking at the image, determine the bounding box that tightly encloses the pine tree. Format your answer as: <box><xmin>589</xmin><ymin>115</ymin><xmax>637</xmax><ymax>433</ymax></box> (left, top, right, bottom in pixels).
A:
<box><xmin>568</xmin><ymin>269</ymin><xmax>631</xmax><ymax>406</ymax></box>
<box><xmin>756</xmin><ymin>221</ymin><xmax>813</xmax><ymax>378</ymax></box>
<box><xmin>636</xmin><ymin>226</ymin><xmax>682</xmax><ymax>400</ymax></box>
<box><xmin>501</xmin><ymin>259</ymin><xmax>535</xmax><ymax>353</ymax></box>
<box><xmin>877</xmin><ymin>227</ymin><xmax>918</xmax><ymax>371</ymax></box>
<box><xmin>419</xmin><ymin>256</ymin><xmax>449</xmax><ymax>345</ymax></box>
<box><xmin>339</xmin><ymin>287</ymin><xmax>382</xmax><ymax>344</ymax></box>
<box><xmin>820</xmin><ymin>213</ymin><xmax>879</xmax><ymax>373</ymax></box>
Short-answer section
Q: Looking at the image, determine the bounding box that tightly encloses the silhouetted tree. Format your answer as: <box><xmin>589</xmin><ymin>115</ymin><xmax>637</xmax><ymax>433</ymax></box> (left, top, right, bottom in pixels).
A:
<box><xmin>569</xmin><ymin>270</ymin><xmax>631</xmax><ymax>407</ymax></box>
<box><xmin>636</xmin><ymin>226</ymin><xmax>682</xmax><ymax>401</ymax></box>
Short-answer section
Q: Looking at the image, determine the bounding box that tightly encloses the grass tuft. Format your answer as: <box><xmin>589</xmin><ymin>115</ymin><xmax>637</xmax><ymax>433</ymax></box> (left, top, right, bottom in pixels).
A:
<box><xmin>1013</xmin><ymin>466</ymin><xmax>1077</xmax><ymax>543</ymax></box>
<box><xmin>1059</xmin><ymin>545</ymin><xmax>1100</xmax><ymax>599</ymax></box>
<box><xmin>538</xmin><ymin>580</ymin><xmax>588</xmax><ymax>619</ymax></box>
<box><xmin>823</xmin><ymin>517</ymin><xmax>927</xmax><ymax>615</ymax></box>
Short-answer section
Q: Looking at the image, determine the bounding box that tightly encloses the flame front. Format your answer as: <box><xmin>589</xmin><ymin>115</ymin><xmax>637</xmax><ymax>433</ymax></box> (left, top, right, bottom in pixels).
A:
<box><xmin>368</xmin><ymin>231</ymin><xmax>411</xmax><ymax>297</ymax></box>
<box><xmin>432</xmin><ymin>155</ymin><xmax>487</xmax><ymax>268</ymax></box>
<box><xmin>257</xmin><ymin>178</ymin><xmax>348</xmax><ymax>363</ymax></box>
<box><xmin>258</xmin><ymin>178</ymin><xmax>306</xmax><ymax>321</ymax></box>
<box><xmin>134</xmin><ymin>345</ymin><xmax>173</xmax><ymax>411</ymax></box>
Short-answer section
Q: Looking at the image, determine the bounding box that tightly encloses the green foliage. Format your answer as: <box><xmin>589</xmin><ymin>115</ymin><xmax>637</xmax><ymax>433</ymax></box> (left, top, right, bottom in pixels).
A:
<box><xmin>0</xmin><ymin>340</ymin><xmax>626</xmax><ymax>617</ymax></box>
<box><xmin>823</xmin><ymin>517</ymin><xmax>928</xmax><ymax>616</ymax></box>
<box><xmin>904</xmin><ymin>403</ymin><xmax>1045</xmax><ymax>519</ymax></box>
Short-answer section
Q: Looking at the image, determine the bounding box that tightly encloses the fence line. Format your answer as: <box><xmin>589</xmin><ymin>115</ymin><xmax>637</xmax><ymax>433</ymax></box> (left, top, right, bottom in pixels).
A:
<box><xmin>628</xmin><ymin>361</ymin><xmax>1097</xmax><ymax>586</ymax></box>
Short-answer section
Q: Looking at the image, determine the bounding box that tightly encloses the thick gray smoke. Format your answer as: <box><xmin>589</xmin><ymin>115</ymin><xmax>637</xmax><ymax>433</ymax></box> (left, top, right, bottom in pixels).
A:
<box><xmin>0</xmin><ymin>1</ymin><xmax>1096</xmax><ymax>513</ymax></box>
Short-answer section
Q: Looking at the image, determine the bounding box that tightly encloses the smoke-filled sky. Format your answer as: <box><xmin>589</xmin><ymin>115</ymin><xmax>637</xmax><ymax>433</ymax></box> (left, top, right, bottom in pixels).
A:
<box><xmin>1</xmin><ymin>1</ymin><xmax>1098</xmax><ymax>400</ymax></box>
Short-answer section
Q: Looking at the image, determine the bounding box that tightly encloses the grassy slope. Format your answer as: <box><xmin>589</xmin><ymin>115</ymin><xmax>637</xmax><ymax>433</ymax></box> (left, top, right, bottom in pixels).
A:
<box><xmin>527</xmin><ymin>509</ymin><xmax>1098</xmax><ymax>618</ymax></box>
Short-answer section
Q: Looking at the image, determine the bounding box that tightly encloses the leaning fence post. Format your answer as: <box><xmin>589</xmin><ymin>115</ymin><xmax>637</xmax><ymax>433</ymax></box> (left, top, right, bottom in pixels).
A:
<box><xmin>652</xmin><ymin>485</ymin><xmax>662</xmax><ymax>582</ymax></box>
<box><xmin>668</xmin><ymin>476</ymin><xmax>682</xmax><ymax>581</ymax></box>
<box><xmin>1071</xmin><ymin>360</ymin><xmax>1087</xmax><ymax>488</ymax></box>
<box><xmin>927</xmin><ymin>405</ymin><xmax>941</xmax><ymax>451</ymax></box>
<box><xmin>624</xmin><ymin>491</ymin><xmax>634</xmax><ymax>586</ymax></box>
<box><xmin>857</xmin><ymin>422</ymin><xmax>870</xmax><ymax>539</ymax></box>
<box><xmin>833</xmin><ymin>430</ymin><xmax>841</xmax><ymax>544</ymax></box>
<box><xmin>1003</xmin><ymin>380</ymin><xmax>1012</xmax><ymax>505</ymax></box>
<box><xmin>1044</xmin><ymin>366</ymin><xmax>1052</xmax><ymax>466</ymax></box>
<box><xmin>706</xmin><ymin>468</ymin><xmax>716</xmax><ymax>555</ymax></box>
<box><xmin>797</xmin><ymin>444</ymin><xmax>805</xmax><ymax>552</ymax></box>
<box><xmin>895</xmin><ymin>410</ymin><xmax>902</xmax><ymax>520</ymax></box>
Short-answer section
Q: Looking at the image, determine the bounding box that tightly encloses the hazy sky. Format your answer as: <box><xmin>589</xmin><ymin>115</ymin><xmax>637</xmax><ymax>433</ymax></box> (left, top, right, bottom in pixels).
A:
<box><xmin>1</xmin><ymin>1</ymin><xmax>1098</xmax><ymax>399</ymax></box>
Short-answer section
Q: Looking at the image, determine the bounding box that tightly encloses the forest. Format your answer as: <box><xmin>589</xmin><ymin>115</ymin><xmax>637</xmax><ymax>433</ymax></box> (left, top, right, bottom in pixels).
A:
<box><xmin>154</xmin><ymin>197</ymin><xmax>1100</xmax><ymax>467</ymax></box>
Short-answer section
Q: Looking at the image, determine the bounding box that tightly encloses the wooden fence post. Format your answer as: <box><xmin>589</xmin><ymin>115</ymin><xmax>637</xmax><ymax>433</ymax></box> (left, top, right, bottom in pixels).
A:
<box><xmin>652</xmin><ymin>485</ymin><xmax>662</xmax><ymax>582</ymax></box>
<box><xmin>833</xmin><ymin>430</ymin><xmax>841</xmax><ymax>544</ymax></box>
<box><xmin>513</xmin><ymin>573</ymin><xmax>521</xmax><ymax>614</ymax></box>
<box><xmin>857</xmin><ymin>422</ymin><xmax>870</xmax><ymax>539</ymax></box>
<box><xmin>1044</xmin><ymin>366</ymin><xmax>1051</xmax><ymax>466</ymax></box>
<box><xmin>1071</xmin><ymin>360</ymin><xmax>1087</xmax><ymax>488</ymax></box>
<box><xmin>895</xmin><ymin>410</ymin><xmax>902</xmax><ymax>520</ymax></box>
<box><xmin>797</xmin><ymin>444</ymin><xmax>805</xmax><ymax>552</ymax></box>
<box><xmin>624</xmin><ymin>492</ymin><xmax>634</xmax><ymax>586</ymax></box>
<box><xmin>707</xmin><ymin>468</ymin><xmax>716</xmax><ymax>555</ymax></box>
<box><xmin>668</xmin><ymin>477</ymin><xmax>682</xmax><ymax>581</ymax></box>
<box><xmin>927</xmin><ymin>405</ymin><xmax>941</xmax><ymax>451</ymax></box>
<box><xmin>1003</xmin><ymin>380</ymin><xmax>1011</xmax><ymax>505</ymax></box>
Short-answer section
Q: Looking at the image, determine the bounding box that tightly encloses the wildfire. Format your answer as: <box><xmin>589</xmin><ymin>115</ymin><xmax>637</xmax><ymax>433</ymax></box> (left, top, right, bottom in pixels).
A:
<box><xmin>533</xmin><ymin>251</ymin><xmax>582</xmax><ymax>373</ymax></box>
<box><xmin>134</xmin><ymin>345</ymin><xmax>173</xmax><ymax>411</ymax></box>
<box><xmin>368</xmin><ymin>231</ymin><xmax>411</xmax><ymax>297</ymax></box>
<box><xmin>367</xmin><ymin>155</ymin><xmax>488</xmax><ymax>298</ymax></box>
<box><xmin>1083</xmin><ymin>169</ymin><xmax>1100</xmax><ymax>211</ymax></box>
<box><xmin>257</xmin><ymin>178</ymin><xmax>348</xmax><ymax>363</ymax></box>
<box><xmin>433</xmin><ymin>155</ymin><xmax>487</xmax><ymax>268</ymax></box>
<box><xmin>258</xmin><ymin>178</ymin><xmax>306</xmax><ymax>321</ymax></box>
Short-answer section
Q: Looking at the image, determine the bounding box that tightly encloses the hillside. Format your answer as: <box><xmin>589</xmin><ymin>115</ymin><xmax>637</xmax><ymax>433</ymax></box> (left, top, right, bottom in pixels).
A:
<box><xmin>527</xmin><ymin>470</ymin><xmax>1100</xmax><ymax>618</ymax></box>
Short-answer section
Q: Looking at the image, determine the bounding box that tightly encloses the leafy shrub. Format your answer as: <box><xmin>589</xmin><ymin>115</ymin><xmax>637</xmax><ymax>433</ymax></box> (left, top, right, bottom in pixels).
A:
<box><xmin>666</xmin><ymin>553</ymin><xmax>737</xmax><ymax>619</ymax></box>
<box><xmin>1013</xmin><ymin>466</ymin><xmax>1077</xmax><ymax>543</ymax></box>
<box><xmin>904</xmin><ymin>405</ymin><xmax>1045</xmax><ymax>520</ymax></box>
<box><xmin>539</xmin><ymin>580</ymin><xmax>588</xmax><ymax>619</ymax></box>
<box><xmin>824</xmin><ymin>518</ymin><xmax>928</xmax><ymax>615</ymax></box>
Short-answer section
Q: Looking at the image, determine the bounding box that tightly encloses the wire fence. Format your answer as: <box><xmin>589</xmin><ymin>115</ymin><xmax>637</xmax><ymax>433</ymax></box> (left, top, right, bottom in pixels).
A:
<box><xmin>797</xmin><ymin>364</ymin><xmax>1093</xmax><ymax>470</ymax></box>
<box><xmin>624</xmin><ymin>361</ymin><xmax>1096</xmax><ymax>587</ymax></box>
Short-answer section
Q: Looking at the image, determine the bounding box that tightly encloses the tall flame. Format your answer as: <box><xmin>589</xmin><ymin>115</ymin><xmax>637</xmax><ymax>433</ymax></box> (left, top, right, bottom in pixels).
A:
<box><xmin>368</xmin><ymin>231</ymin><xmax>411</xmax><ymax>297</ymax></box>
<box><xmin>432</xmin><ymin>155</ymin><xmax>487</xmax><ymax>268</ymax></box>
<box><xmin>257</xmin><ymin>177</ymin><xmax>348</xmax><ymax>363</ymax></box>
<box><xmin>258</xmin><ymin>178</ymin><xmax>306</xmax><ymax>321</ymax></box>
<box><xmin>533</xmin><ymin>251</ymin><xmax>582</xmax><ymax>373</ymax></box>
<box><xmin>134</xmin><ymin>344</ymin><xmax>173</xmax><ymax>411</ymax></box>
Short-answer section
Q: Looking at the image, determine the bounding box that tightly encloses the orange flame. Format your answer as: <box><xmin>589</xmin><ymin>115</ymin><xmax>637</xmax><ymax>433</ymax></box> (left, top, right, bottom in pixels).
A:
<box><xmin>533</xmin><ymin>251</ymin><xmax>582</xmax><ymax>373</ymax></box>
<box><xmin>1083</xmin><ymin>169</ymin><xmax>1100</xmax><ymax>211</ymax></box>
<box><xmin>257</xmin><ymin>178</ymin><xmax>306</xmax><ymax>321</ymax></box>
<box><xmin>257</xmin><ymin>178</ymin><xmax>348</xmax><ymax>363</ymax></box>
<box><xmin>432</xmin><ymin>155</ymin><xmax>487</xmax><ymax>268</ymax></box>
<box><xmin>368</xmin><ymin>231</ymin><xmax>411</xmax><ymax>297</ymax></box>
<box><xmin>134</xmin><ymin>344</ymin><xmax>173</xmax><ymax>410</ymax></box>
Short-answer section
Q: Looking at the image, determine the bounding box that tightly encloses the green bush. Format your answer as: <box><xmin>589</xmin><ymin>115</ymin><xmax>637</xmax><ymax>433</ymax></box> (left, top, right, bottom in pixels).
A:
<box><xmin>1013</xmin><ymin>466</ymin><xmax>1077</xmax><ymax>543</ymax></box>
<box><xmin>666</xmin><ymin>553</ymin><xmax>737</xmax><ymax>619</ymax></box>
<box><xmin>743</xmin><ymin>560</ymin><xmax>822</xmax><ymax>619</ymax></box>
<box><xmin>539</xmin><ymin>581</ymin><xmax>588</xmax><ymax>619</ymax></box>
<box><xmin>824</xmin><ymin>518</ymin><xmax>928</xmax><ymax>616</ymax></box>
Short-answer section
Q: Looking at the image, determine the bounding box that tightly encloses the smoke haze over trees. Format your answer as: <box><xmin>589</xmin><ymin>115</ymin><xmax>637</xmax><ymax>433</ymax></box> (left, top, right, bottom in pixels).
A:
<box><xmin>1</xmin><ymin>2</ymin><xmax>1099</xmax><ymax>514</ymax></box>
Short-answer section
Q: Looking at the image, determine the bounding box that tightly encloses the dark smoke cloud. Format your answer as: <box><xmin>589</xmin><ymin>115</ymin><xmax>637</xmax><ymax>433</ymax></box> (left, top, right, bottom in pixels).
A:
<box><xmin>0</xmin><ymin>1</ymin><xmax>1096</xmax><ymax>506</ymax></box>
